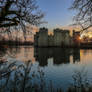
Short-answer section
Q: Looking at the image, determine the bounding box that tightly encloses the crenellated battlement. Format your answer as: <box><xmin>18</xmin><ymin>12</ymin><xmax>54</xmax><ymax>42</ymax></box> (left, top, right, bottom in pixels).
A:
<box><xmin>34</xmin><ymin>28</ymin><xmax>80</xmax><ymax>47</ymax></box>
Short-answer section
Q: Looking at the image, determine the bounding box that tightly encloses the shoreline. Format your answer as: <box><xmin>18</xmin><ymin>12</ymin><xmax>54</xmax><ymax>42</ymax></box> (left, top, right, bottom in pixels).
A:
<box><xmin>1</xmin><ymin>44</ymin><xmax>92</xmax><ymax>49</ymax></box>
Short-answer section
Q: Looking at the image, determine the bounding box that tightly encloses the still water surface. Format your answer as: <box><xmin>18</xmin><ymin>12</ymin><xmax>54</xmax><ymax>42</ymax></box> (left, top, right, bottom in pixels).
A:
<box><xmin>1</xmin><ymin>46</ymin><xmax>92</xmax><ymax>91</ymax></box>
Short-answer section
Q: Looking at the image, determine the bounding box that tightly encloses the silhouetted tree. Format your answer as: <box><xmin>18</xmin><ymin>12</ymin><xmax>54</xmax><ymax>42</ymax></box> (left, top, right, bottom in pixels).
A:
<box><xmin>71</xmin><ymin>0</ymin><xmax>92</xmax><ymax>32</ymax></box>
<box><xmin>0</xmin><ymin>0</ymin><xmax>44</xmax><ymax>27</ymax></box>
<box><xmin>0</xmin><ymin>0</ymin><xmax>44</xmax><ymax>39</ymax></box>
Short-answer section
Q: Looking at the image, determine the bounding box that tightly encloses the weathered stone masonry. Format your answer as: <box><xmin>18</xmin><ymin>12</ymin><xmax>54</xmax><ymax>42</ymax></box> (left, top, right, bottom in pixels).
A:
<box><xmin>34</xmin><ymin>28</ymin><xmax>79</xmax><ymax>47</ymax></box>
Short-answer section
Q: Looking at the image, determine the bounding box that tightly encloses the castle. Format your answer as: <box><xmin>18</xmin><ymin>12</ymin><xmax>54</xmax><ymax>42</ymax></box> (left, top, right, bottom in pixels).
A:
<box><xmin>34</xmin><ymin>28</ymin><xmax>80</xmax><ymax>47</ymax></box>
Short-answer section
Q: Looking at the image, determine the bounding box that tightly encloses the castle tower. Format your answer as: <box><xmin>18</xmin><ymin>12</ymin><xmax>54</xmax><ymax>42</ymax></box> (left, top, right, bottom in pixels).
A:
<box><xmin>37</xmin><ymin>27</ymin><xmax>48</xmax><ymax>47</ymax></box>
<box><xmin>73</xmin><ymin>30</ymin><xmax>80</xmax><ymax>46</ymax></box>
<box><xmin>53</xmin><ymin>29</ymin><xmax>64</xmax><ymax>46</ymax></box>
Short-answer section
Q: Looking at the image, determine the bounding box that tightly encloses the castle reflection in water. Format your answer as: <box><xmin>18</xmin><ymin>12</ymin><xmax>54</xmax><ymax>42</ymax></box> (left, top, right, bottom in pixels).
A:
<box><xmin>34</xmin><ymin>48</ymin><xmax>80</xmax><ymax>67</ymax></box>
<box><xmin>0</xmin><ymin>46</ymin><xmax>80</xmax><ymax>67</ymax></box>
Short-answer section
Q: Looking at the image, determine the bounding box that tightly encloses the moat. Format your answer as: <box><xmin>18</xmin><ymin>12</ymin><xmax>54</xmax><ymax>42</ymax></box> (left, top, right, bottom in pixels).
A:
<box><xmin>1</xmin><ymin>46</ymin><xmax>92</xmax><ymax>91</ymax></box>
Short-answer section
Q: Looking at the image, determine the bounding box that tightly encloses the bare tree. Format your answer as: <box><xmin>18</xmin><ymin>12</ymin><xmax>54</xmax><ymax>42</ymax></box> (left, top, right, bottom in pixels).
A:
<box><xmin>70</xmin><ymin>0</ymin><xmax>92</xmax><ymax>32</ymax></box>
<box><xmin>0</xmin><ymin>0</ymin><xmax>44</xmax><ymax>39</ymax></box>
<box><xmin>0</xmin><ymin>0</ymin><xmax>44</xmax><ymax>27</ymax></box>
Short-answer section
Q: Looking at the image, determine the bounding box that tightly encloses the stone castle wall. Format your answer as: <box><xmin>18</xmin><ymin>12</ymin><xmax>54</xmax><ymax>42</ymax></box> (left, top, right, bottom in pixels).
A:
<box><xmin>34</xmin><ymin>28</ymin><xmax>74</xmax><ymax>47</ymax></box>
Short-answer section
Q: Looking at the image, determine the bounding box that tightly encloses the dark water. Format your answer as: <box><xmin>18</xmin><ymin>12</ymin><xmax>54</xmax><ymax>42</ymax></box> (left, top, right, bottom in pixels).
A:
<box><xmin>1</xmin><ymin>46</ymin><xmax>92</xmax><ymax>91</ymax></box>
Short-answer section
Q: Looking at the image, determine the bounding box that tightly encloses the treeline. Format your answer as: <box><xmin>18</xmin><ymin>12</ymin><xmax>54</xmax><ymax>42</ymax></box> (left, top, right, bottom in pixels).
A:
<box><xmin>0</xmin><ymin>40</ymin><xmax>33</xmax><ymax>46</ymax></box>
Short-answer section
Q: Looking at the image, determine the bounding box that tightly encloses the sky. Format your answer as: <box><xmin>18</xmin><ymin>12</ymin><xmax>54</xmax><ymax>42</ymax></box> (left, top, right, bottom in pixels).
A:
<box><xmin>37</xmin><ymin>0</ymin><xmax>76</xmax><ymax>30</ymax></box>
